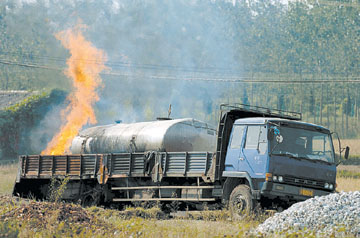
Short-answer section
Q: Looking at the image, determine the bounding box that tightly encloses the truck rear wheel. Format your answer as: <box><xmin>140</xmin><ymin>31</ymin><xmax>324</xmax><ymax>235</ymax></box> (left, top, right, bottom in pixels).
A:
<box><xmin>229</xmin><ymin>184</ymin><xmax>253</xmax><ymax>220</ymax></box>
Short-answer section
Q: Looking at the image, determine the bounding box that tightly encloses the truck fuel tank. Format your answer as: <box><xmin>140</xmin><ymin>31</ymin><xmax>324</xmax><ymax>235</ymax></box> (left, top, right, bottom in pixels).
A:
<box><xmin>70</xmin><ymin>118</ymin><xmax>216</xmax><ymax>154</ymax></box>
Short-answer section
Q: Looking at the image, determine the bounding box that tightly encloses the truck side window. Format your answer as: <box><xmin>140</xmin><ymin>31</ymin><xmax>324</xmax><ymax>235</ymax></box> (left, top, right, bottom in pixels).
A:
<box><xmin>245</xmin><ymin>126</ymin><xmax>261</xmax><ymax>150</ymax></box>
<box><xmin>230</xmin><ymin>125</ymin><xmax>245</xmax><ymax>149</ymax></box>
<box><xmin>245</xmin><ymin>126</ymin><xmax>267</xmax><ymax>154</ymax></box>
<box><xmin>258</xmin><ymin>126</ymin><xmax>267</xmax><ymax>154</ymax></box>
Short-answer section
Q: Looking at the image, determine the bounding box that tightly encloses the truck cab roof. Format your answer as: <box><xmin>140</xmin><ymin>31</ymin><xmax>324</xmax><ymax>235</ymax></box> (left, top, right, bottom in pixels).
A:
<box><xmin>234</xmin><ymin>117</ymin><xmax>330</xmax><ymax>133</ymax></box>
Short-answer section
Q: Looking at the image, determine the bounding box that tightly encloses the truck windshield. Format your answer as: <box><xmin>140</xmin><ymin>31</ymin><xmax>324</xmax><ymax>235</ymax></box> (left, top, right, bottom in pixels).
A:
<box><xmin>270</xmin><ymin>126</ymin><xmax>335</xmax><ymax>163</ymax></box>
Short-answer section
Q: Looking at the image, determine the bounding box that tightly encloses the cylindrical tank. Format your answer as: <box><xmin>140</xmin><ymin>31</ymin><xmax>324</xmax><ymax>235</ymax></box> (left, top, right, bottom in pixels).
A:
<box><xmin>70</xmin><ymin>118</ymin><xmax>217</xmax><ymax>154</ymax></box>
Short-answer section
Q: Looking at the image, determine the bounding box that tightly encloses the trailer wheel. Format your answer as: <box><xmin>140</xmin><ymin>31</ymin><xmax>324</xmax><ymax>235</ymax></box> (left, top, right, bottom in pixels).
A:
<box><xmin>229</xmin><ymin>185</ymin><xmax>253</xmax><ymax>220</ymax></box>
<box><xmin>80</xmin><ymin>187</ymin><xmax>102</xmax><ymax>207</ymax></box>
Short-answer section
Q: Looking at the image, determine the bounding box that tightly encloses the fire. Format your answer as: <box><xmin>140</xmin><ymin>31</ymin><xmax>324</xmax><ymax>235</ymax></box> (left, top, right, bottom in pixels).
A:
<box><xmin>42</xmin><ymin>25</ymin><xmax>107</xmax><ymax>155</ymax></box>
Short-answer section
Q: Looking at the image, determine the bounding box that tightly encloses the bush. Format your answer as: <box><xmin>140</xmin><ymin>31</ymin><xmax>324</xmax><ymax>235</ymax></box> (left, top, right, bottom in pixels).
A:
<box><xmin>0</xmin><ymin>89</ymin><xmax>66</xmax><ymax>161</ymax></box>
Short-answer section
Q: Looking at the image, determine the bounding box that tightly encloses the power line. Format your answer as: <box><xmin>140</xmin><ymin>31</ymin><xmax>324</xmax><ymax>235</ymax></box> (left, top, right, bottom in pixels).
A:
<box><xmin>0</xmin><ymin>51</ymin><xmax>245</xmax><ymax>75</ymax></box>
<box><xmin>0</xmin><ymin>59</ymin><xmax>63</xmax><ymax>71</ymax></box>
<box><xmin>0</xmin><ymin>50</ymin><xmax>358</xmax><ymax>75</ymax></box>
<box><xmin>105</xmin><ymin>71</ymin><xmax>360</xmax><ymax>83</ymax></box>
<box><xmin>1</xmin><ymin>58</ymin><xmax>360</xmax><ymax>84</ymax></box>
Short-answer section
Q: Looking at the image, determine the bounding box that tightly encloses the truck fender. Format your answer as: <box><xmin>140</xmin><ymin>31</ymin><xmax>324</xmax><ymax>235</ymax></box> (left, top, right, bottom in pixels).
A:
<box><xmin>222</xmin><ymin>171</ymin><xmax>255</xmax><ymax>202</ymax></box>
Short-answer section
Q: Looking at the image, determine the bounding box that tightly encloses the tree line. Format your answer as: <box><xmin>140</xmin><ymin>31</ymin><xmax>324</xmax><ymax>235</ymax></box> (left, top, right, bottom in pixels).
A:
<box><xmin>0</xmin><ymin>0</ymin><xmax>358</xmax><ymax>138</ymax></box>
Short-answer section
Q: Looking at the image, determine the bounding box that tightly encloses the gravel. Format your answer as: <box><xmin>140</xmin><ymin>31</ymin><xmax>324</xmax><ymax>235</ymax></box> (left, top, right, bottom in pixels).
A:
<box><xmin>256</xmin><ymin>191</ymin><xmax>360</xmax><ymax>237</ymax></box>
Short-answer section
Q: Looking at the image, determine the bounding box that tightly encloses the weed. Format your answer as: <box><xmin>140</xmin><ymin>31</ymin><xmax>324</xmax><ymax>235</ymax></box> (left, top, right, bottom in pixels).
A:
<box><xmin>338</xmin><ymin>170</ymin><xmax>360</xmax><ymax>179</ymax></box>
<box><xmin>0</xmin><ymin>220</ymin><xmax>19</xmax><ymax>238</ymax></box>
<box><xmin>165</xmin><ymin>191</ymin><xmax>180</xmax><ymax>212</ymax></box>
<box><xmin>48</xmin><ymin>176</ymin><xmax>70</xmax><ymax>203</ymax></box>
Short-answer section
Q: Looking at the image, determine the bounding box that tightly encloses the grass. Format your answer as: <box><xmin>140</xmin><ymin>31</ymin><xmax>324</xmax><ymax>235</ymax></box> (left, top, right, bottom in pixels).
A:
<box><xmin>338</xmin><ymin>165</ymin><xmax>360</xmax><ymax>173</ymax></box>
<box><xmin>336</xmin><ymin>165</ymin><xmax>360</xmax><ymax>192</ymax></box>
<box><xmin>0</xmin><ymin>163</ymin><xmax>17</xmax><ymax>195</ymax></box>
<box><xmin>0</xmin><ymin>196</ymin><xmax>262</xmax><ymax>237</ymax></box>
<box><xmin>336</xmin><ymin>177</ymin><xmax>360</xmax><ymax>192</ymax></box>
<box><xmin>333</xmin><ymin>139</ymin><xmax>360</xmax><ymax>155</ymax></box>
<box><xmin>0</xmin><ymin>164</ymin><xmax>263</xmax><ymax>237</ymax></box>
<box><xmin>1</xmin><ymin>164</ymin><xmax>359</xmax><ymax>237</ymax></box>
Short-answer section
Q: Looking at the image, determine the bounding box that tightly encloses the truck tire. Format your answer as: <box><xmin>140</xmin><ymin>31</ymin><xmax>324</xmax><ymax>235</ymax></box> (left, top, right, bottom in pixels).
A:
<box><xmin>229</xmin><ymin>184</ymin><xmax>253</xmax><ymax>220</ymax></box>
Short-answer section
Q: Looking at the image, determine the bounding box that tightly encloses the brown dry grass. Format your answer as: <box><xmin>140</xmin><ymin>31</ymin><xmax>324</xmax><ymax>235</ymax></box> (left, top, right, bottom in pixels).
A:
<box><xmin>1</xmin><ymin>164</ymin><xmax>359</xmax><ymax>237</ymax></box>
<box><xmin>337</xmin><ymin>165</ymin><xmax>360</xmax><ymax>192</ymax></box>
<box><xmin>0</xmin><ymin>195</ymin><xmax>260</xmax><ymax>238</ymax></box>
<box><xmin>336</xmin><ymin>177</ymin><xmax>360</xmax><ymax>192</ymax></box>
<box><xmin>0</xmin><ymin>163</ymin><xmax>17</xmax><ymax>195</ymax></box>
<box><xmin>333</xmin><ymin>139</ymin><xmax>360</xmax><ymax>155</ymax></box>
<box><xmin>338</xmin><ymin>165</ymin><xmax>360</xmax><ymax>173</ymax></box>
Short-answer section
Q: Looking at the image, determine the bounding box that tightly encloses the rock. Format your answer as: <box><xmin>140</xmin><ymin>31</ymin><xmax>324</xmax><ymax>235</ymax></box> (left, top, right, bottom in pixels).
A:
<box><xmin>256</xmin><ymin>191</ymin><xmax>360</xmax><ymax>237</ymax></box>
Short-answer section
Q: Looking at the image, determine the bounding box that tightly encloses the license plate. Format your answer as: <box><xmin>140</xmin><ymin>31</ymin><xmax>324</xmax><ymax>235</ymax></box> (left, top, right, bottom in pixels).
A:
<box><xmin>275</xmin><ymin>185</ymin><xmax>284</xmax><ymax>191</ymax></box>
<box><xmin>300</xmin><ymin>188</ymin><xmax>314</xmax><ymax>197</ymax></box>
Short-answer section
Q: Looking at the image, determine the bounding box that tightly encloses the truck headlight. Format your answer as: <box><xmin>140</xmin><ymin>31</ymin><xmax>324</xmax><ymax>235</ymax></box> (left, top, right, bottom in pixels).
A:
<box><xmin>273</xmin><ymin>176</ymin><xmax>278</xmax><ymax>182</ymax></box>
<box><xmin>329</xmin><ymin>184</ymin><xmax>334</xmax><ymax>190</ymax></box>
<box><xmin>278</xmin><ymin>176</ymin><xmax>283</xmax><ymax>182</ymax></box>
<box><xmin>324</xmin><ymin>183</ymin><xmax>329</xmax><ymax>189</ymax></box>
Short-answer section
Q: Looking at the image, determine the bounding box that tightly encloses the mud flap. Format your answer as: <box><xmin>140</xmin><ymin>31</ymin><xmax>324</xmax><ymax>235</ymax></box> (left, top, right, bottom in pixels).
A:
<box><xmin>97</xmin><ymin>155</ymin><xmax>109</xmax><ymax>184</ymax></box>
<box><xmin>151</xmin><ymin>153</ymin><xmax>163</xmax><ymax>183</ymax></box>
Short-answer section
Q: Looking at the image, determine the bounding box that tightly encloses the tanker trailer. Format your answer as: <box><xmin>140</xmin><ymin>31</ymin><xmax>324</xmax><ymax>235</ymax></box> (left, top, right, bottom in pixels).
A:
<box><xmin>70</xmin><ymin>118</ymin><xmax>216</xmax><ymax>154</ymax></box>
<box><xmin>13</xmin><ymin>117</ymin><xmax>217</xmax><ymax>202</ymax></box>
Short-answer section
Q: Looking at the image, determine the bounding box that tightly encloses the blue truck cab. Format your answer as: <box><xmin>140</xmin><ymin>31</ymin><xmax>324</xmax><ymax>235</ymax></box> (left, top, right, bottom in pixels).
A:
<box><xmin>215</xmin><ymin>104</ymin><xmax>349</xmax><ymax>214</ymax></box>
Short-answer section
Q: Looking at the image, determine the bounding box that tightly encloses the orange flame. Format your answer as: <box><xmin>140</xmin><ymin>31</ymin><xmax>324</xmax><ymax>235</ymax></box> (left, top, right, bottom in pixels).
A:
<box><xmin>42</xmin><ymin>25</ymin><xmax>107</xmax><ymax>155</ymax></box>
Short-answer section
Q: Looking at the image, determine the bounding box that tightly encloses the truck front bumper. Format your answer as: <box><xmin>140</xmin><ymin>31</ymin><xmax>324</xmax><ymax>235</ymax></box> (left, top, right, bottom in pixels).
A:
<box><xmin>261</xmin><ymin>181</ymin><xmax>332</xmax><ymax>201</ymax></box>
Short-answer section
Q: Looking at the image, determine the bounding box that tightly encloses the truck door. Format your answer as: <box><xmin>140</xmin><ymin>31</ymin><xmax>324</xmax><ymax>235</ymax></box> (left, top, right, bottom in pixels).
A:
<box><xmin>241</xmin><ymin>125</ymin><xmax>268</xmax><ymax>178</ymax></box>
<box><xmin>224</xmin><ymin>125</ymin><xmax>246</xmax><ymax>171</ymax></box>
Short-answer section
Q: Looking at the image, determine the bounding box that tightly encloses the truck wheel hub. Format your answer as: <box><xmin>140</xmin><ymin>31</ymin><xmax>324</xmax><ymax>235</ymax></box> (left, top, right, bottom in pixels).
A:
<box><xmin>234</xmin><ymin>195</ymin><xmax>247</xmax><ymax>212</ymax></box>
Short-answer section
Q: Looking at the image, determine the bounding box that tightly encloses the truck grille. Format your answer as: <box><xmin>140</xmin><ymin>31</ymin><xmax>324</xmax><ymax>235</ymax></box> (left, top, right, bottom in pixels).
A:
<box><xmin>283</xmin><ymin>176</ymin><xmax>326</xmax><ymax>189</ymax></box>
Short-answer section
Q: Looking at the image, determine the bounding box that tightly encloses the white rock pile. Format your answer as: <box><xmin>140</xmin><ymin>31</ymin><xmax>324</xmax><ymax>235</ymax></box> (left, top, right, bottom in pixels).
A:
<box><xmin>256</xmin><ymin>191</ymin><xmax>360</xmax><ymax>237</ymax></box>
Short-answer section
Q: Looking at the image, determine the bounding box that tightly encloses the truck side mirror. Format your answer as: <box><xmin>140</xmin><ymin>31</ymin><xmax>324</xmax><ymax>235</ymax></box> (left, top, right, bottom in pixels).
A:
<box><xmin>344</xmin><ymin>146</ymin><xmax>350</xmax><ymax>160</ymax></box>
<box><xmin>276</xmin><ymin>135</ymin><xmax>283</xmax><ymax>144</ymax></box>
<box><xmin>268</xmin><ymin>126</ymin><xmax>281</xmax><ymax>141</ymax></box>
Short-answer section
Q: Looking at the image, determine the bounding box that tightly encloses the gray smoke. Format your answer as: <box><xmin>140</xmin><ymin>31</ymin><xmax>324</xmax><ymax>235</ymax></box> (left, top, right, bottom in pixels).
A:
<box><xmin>3</xmin><ymin>0</ymin><xmax>244</xmax><ymax>131</ymax></box>
<box><xmin>28</xmin><ymin>103</ymin><xmax>68</xmax><ymax>153</ymax></box>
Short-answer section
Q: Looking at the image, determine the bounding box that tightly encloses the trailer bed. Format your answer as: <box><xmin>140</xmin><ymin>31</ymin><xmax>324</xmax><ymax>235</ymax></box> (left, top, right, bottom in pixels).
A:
<box><xmin>15</xmin><ymin>152</ymin><xmax>215</xmax><ymax>184</ymax></box>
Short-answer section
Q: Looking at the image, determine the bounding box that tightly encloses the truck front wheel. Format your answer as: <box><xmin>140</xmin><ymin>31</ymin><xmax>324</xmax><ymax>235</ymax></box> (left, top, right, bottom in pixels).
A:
<box><xmin>229</xmin><ymin>184</ymin><xmax>253</xmax><ymax>220</ymax></box>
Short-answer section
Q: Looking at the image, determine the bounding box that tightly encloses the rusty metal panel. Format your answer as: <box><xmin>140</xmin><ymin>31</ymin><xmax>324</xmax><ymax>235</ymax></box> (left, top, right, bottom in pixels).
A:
<box><xmin>19</xmin><ymin>152</ymin><xmax>215</xmax><ymax>181</ymax></box>
<box><xmin>81</xmin><ymin>155</ymin><xmax>97</xmax><ymax>175</ymax></box>
<box><xmin>53</xmin><ymin>156</ymin><xmax>67</xmax><ymax>175</ymax></box>
<box><xmin>68</xmin><ymin>155</ymin><xmax>81</xmax><ymax>175</ymax></box>
<box><xmin>20</xmin><ymin>154</ymin><xmax>99</xmax><ymax>179</ymax></box>
<box><xmin>25</xmin><ymin>156</ymin><xmax>40</xmax><ymax>176</ymax></box>
<box><xmin>39</xmin><ymin>156</ymin><xmax>53</xmax><ymax>175</ymax></box>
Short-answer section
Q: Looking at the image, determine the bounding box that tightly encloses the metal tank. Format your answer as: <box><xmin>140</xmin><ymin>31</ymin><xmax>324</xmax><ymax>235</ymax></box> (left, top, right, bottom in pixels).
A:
<box><xmin>70</xmin><ymin>118</ymin><xmax>217</xmax><ymax>154</ymax></box>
